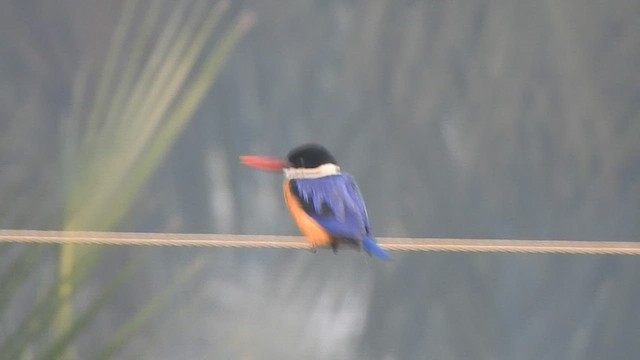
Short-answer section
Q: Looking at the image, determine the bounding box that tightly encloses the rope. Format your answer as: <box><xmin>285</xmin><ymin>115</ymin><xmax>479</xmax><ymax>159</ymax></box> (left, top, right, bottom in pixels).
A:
<box><xmin>0</xmin><ymin>230</ymin><xmax>638</xmax><ymax>255</ymax></box>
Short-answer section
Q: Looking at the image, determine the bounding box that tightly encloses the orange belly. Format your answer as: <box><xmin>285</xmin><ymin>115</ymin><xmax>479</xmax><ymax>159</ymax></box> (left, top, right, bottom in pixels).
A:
<box><xmin>283</xmin><ymin>180</ymin><xmax>333</xmax><ymax>249</ymax></box>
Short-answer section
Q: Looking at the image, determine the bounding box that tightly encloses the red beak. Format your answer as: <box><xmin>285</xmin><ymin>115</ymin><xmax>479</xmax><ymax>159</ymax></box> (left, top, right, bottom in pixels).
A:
<box><xmin>240</xmin><ymin>155</ymin><xmax>287</xmax><ymax>172</ymax></box>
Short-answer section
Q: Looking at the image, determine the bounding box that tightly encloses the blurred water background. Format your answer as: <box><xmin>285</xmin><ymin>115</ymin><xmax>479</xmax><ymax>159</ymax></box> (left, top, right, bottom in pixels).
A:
<box><xmin>0</xmin><ymin>0</ymin><xmax>639</xmax><ymax>359</ymax></box>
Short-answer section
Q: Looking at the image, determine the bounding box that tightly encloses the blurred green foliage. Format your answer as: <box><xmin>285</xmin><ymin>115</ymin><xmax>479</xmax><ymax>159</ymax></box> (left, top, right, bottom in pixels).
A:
<box><xmin>0</xmin><ymin>0</ymin><xmax>252</xmax><ymax>358</ymax></box>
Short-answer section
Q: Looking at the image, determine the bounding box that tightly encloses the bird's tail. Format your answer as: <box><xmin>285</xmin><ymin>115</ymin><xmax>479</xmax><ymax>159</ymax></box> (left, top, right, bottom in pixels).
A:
<box><xmin>363</xmin><ymin>236</ymin><xmax>391</xmax><ymax>260</ymax></box>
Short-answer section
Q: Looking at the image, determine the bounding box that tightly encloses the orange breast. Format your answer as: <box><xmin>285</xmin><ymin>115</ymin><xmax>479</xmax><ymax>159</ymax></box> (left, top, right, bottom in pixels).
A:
<box><xmin>283</xmin><ymin>180</ymin><xmax>333</xmax><ymax>249</ymax></box>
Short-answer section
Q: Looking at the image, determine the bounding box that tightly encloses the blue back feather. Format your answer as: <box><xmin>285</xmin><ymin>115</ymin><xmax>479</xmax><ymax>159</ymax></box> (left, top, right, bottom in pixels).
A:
<box><xmin>292</xmin><ymin>174</ymin><xmax>390</xmax><ymax>260</ymax></box>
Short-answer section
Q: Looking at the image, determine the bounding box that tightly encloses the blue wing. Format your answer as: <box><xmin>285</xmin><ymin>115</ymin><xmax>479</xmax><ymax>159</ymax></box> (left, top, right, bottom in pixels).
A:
<box><xmin>289</xmin><ymin>174</ymin><xmax>390</xmax><ymax>260</ymax></box>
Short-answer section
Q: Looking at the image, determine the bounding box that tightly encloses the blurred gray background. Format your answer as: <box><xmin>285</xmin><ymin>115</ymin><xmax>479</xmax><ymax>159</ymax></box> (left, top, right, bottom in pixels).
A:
<box><xmin>1</xmin><ymin>0</ymin><xmax>639</xmax><ymax>359</ymax></box>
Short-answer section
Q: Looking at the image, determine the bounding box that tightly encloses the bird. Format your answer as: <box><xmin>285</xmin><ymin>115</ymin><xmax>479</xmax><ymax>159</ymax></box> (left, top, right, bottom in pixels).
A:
<box><xmin>241</xmin><ymin>143</ymin><xmax>390</xmax><ymax>260</ymax></box>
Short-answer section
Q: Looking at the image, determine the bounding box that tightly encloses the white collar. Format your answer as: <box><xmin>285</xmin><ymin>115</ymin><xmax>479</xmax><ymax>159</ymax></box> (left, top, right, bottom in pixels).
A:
<box><xmin>284</xmin><ymin>163</ymin><xmax>341</xmax><ymax>179</ymax></box>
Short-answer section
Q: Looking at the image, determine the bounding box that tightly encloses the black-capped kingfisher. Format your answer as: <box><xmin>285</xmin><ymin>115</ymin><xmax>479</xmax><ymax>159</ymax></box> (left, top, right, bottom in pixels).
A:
<box><xmin>241</xmin><ymin>143</ymin><xmax>390</xmax><ymax>260</ymax></box>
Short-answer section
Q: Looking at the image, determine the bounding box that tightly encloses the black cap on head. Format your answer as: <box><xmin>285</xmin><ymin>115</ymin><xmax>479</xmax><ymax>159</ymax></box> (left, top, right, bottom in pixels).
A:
<box><xmin>287</xmin><ymin>143</ymin><xmax>337</xmax><ymax>168</ymax></box>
